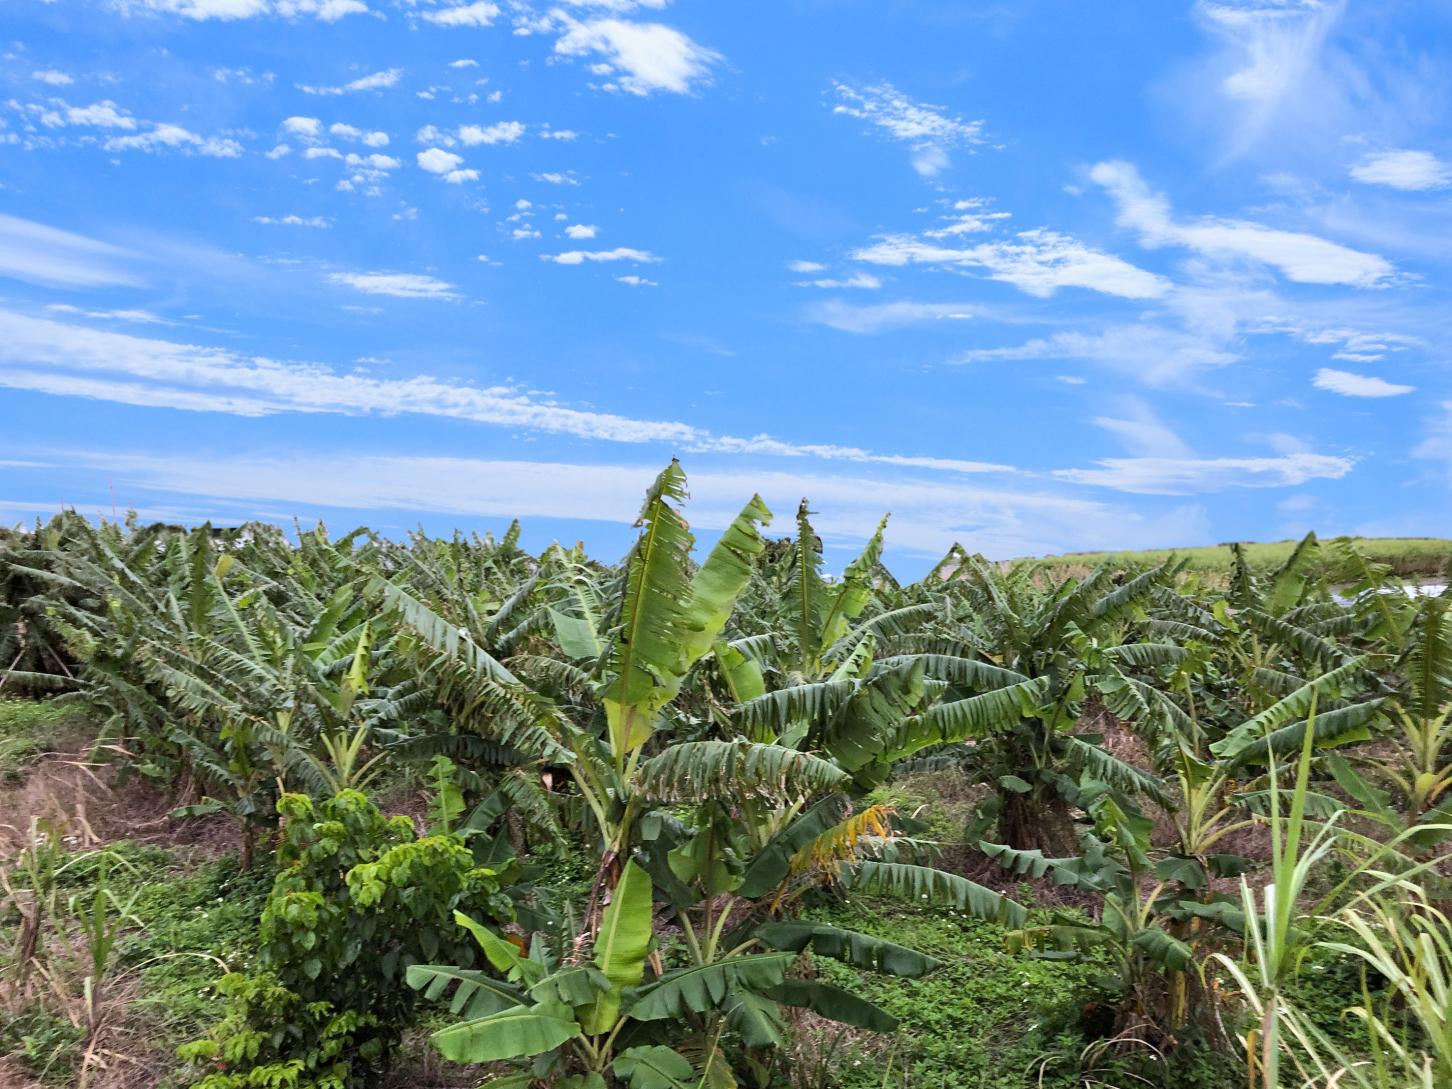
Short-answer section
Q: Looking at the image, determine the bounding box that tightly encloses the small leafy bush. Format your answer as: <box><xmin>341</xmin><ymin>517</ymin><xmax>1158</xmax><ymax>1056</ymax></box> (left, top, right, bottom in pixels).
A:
<box><xmin>179</xmin><ymin>790</ymin><xmax>510</xmax><ymax>1088</ymax></box>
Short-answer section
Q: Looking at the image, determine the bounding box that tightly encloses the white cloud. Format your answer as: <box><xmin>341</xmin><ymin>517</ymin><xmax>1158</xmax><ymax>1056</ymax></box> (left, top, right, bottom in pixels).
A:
<box><xmin>458</xmin><ymin>120</ymin><xmax>525</xmax><ymax>145</ymax></box>
<box><xmin>443</xmin><ymin>168</ymin><xmax>479</xmax><ymax>183</ymax></box>
<box><xmin>1190</xmin><ymin>0</ymin><xmax>1345</xmax><ymax>157</ymax></box>
<box><xmin>553</xmin><ymin>16</ymin><xmax>721</xmax><ymax>95</ymax></box>
<box><xmin>299</xmin><ymin>68</ymin><xmax>403</xmax><ymax>96</ymax></box>
<box><xmin>11</xmin><ymin>447</ymin><xmax>1192</xmax><ymax>559</ymax></box>
<box><xmin>420</xmin><ymin>1</ymin><xmax>500</xmax><ymax>27</ymax></box>
<box><xmin>1349</xmin><ymin>149</ymin><xmax>1452</xmax><ymax>192</ymax></box>
<box><xmin>0</xmin><ymin>308</ymin><xmax>1046</xmax><ymax>503</ymax></box>
<box><xmin>254</xmin><ymin>214</ymin><xmax>332</xmax><ymax>228</ymax></box>
<box><xmin>927</xmin><ymin>199</ymin><xmax>1012</xmax><ymax>236</ymax></box>
<box><xmin>43</xmin><ymin>101</ymin><xmax>136</xmax><ymax>129</ymax></box>
<box><xmin>853</xmin><ymin>229</ymin><xmax>1168</xmax><ymax>299</ymax></box>
<box><xmin>806</xmin><ymin>299</ymin><xmax>973</xmax><ymax>334</ymax></box>
<box><xmin>542</xmin><ymin>247</ymin><xmax>660</xmax><ymax>265</ymax></box>
<box><xmin>32</xmin><ymin>70</ymin><xmax>73</xmax><ymax>86</ymax></box>
<box><xmin>283</xmin><ymin>115</ymin><xmax>324</xmax><ymax>141</ymax></box>
<box><xmin>561</xmin><ymin>0</ymin><xmax>669</xmax><ymax>10</ymax></box>
<box><xmin>346</xmin><ymin>152</ymin><xmax>399</xmax><ymax>170</ymax></box>
<box><xmin>44</xmin><ymin>304</ymin><xmax>168</xmax><ymax>324</ymax></box>
<box><xmin>123</xmin><ymin>0</ymin><xmax>367</xmax><ymax>20</ymax></box>
<box><xmin>417</xmin><ymin>147</ymin><xmax>464</xmax><ymax>174</ymax></box>
<box><xmin>541</xmin><ymin>128</ymin><xmax>578</xmax><ymax>140</ymax></box>
<box><xmin>304</xmin><ymin>146</ymin><xmax>343</xmax><ymax>160</ymax></box>
<box><xmin>1200</xmin><ymin>0</ymin><xmax>1335</xmax><ymax>102</ymax></box>
<box><xmin>330</xmin><ymin>122</ymin><xmax>389</xmax><ymax>147</ymax></box>
<box><xmin>564</xmin><ymin>224</ymin><xmax>598</xmax><ymax>239</ymax></box>
<box><xmin>533</xmin><ymin>171</ymin><xmax>578</xmax><ymax>185</ymax></box>
<box><xmin>789</xmin><ymin>260</ymin><xmax>827</xmax><ymax>273</ymax></box>
<box><xmin>794</xmin><ymin>272</ymin><xmax>881</xmax><ymax>290</ymax></box>
<box><xmin>265</xmin><ymin>144</ymin><xmax>292</xmax><ymax>158</ymax></box>
<box><xmin>957</xmin><ymin>325</ymin><xmax>1239</xmax><ymax>387</ymax></box>
<box><xmin>104</xmin><ymin>123</ymin><xmax>242</xmax><ymax>157</ymax></box>
<box><xmin>1312</xmin><ymin>367</ymin><xmax>1414</xmax><ymax>398</ymax></box>
<box><xmin>415</xmin><ymin>124</ymin><xmax>454</xmax><ymax>147</ymax></box>
<box><xmin>0</xmin><ymin>214</ymin><xmax>141</xmax><ymax>288</ymax></box>
<box><xmin>1054</xmin><ymin>452</ymin><xmax>1354</xmax><ymax>495</ymax></box>
<box><xmin>615</xmin><ymin>274</ymin><xmax>657</xmax><ymax>286</ymax></box>
<box><xmin>327</xmin><ymin>271</ymin><xmax>460</xmax><ymax>299</ymax></box>
<box><xmin>449</xmin><ymin>58</ymin><xmax>479</xmax><ymax>68</ymax></box>
<box><xmin>1090</xmin><ymin>159</ymin><xmax>1395</xmax><ymax>287</ymax></box>
<box><xmin>1263</xmin><ymin>320</ymin><xmax>1420</xmax><ymax>363</ymax></box>
<box><xmin>1091</xmin><ymin>398</ymin><xmax>1193</xmax><ymax>459</ymax></box>
<box><xmin>832</xmin><ymin>81</ymin><xmax>985</xmax><ymax>176</ymax></box>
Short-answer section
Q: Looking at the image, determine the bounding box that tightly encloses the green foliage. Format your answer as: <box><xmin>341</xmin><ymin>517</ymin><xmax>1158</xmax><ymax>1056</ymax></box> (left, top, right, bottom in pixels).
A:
<box><xmin>179</xmin><ymin>790</ymin><xmax>508</xmax><ymax>1088</ymax></box>
<box><xmin>792</xmin><ymin>898</ymin><xmax>1242</xmax><ymax>1089</ymax></box>
<box><xmin>14</xmin><ymin>471</ymin><xmax>1452</xmax><ymax>1089</ymax></box>
<box><xmin>0</xmin><ymin>1006</ymin><xmax>85</xmax><ymax>1084</ymax></box>
<box><xmin>1030</xmin><ymin>536</ymin><xmax>1452</xmax><ymax>581</ymax></box>
<box><xmin>0</xmin><ymin>697</ymin><xmax>91</xmax><ymax>781</ymax></box>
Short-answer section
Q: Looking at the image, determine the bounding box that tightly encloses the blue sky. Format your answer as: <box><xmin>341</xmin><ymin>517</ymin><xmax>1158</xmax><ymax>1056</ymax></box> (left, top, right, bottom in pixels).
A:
<box><xmin>4</xmin><ymin>0</ymin><xmax>1452</xmax><ymax>574</ymax></box>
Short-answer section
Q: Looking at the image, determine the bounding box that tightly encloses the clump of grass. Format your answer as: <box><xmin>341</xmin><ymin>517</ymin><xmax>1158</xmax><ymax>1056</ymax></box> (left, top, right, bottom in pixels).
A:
<box><xmin>0</xmin><ymin>698</ymin><xmax>94</xmax><ymax>782</ymax></box>
<box><xmin>2</xmin><ymin>837</ymin><xmax>270</xmax><ymax>1088</ymax></box>
<box><xmin>0</xmin><ymin>1006</ymin><xmax>86</xmax><ymax>1084</ymax></box>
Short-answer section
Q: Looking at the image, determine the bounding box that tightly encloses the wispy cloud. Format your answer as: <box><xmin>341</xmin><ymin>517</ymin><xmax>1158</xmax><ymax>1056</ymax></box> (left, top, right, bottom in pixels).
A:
<box><xmin>1191</xmin><ymin>0</ymin><xmax>1345</xmax><ymax>157</ymax></box>
<box><xmin>254</xmin><ymin>215</ymin><xmax>332</xmax><ymax>228</ymax></box>
<box><xmin>807</xmin><ymin>299</ymin><xmax>973</xmax><ymax>333</ymax></box>
<box><xmin>0</xmin><ymin>308</ymin><xmax>1031</xmax><ymax>483</ymax></box>
<box><xmin>794</xmin><ymin>272</ymin><xmax>881</xmax><ymax>290</ymax></box>
<box><xmin>1055</xmin><ymin>452</ymin><xmax>1354</xmax><ymax>495</ymax></box>
<box><xmin>1091</xmin><ymin>159</ymin><xmax>1395</xmax><ymax>287</ymax></box>
<box><xmin>542</xmin><ymin>247</ymin><xmax>661</xmax><ymax>265</ymax></box>
<box><xmin>326</xmin><ymin>271</ymin><xmax>460</xmax><ymax>299</ymax></box>
<box><xmin>45</xmin><ymin>304</ymin><xmax>169</xmax><ymax>324</ymax></box>
<box><xmin>832</xmin><ymin>81</ymin><xmax>986</xmax><ymax>176</ymax></box>
<box><xmin>10</xmin><ymin>446</ymin><xmax>1204</xmax><ymax>560</ymax></box>
<box><xmin>957</xmin><ymin>325</ymin><xmax>1240</xmax><ymax>387</ymax></box>
<box><xmin>0</xmin><ymin>214</ymin><xmax>142</xmax><ymax>289</ymax></box>
<box><xmin>1349</xmin><ymin>149</ymin><xmax>1452</xmax><ymax>192</ymax></box>
<box><xmin>299</xmin><ymin>68</ymin><xmax>403</xmax><ymax>96</ymax></box>
<box><xmin>119</xmin><ymin>0</ymin><xmax>368</xmax><ymax>21</ymax></box>
<box><xmin>854</xmin><ymin>230</ymin><xmax>1168</xmax><ymax>299</ymax></box>
<box><xmin>1312</xmin><ymin>367</ymin><xmax>1414</xmax><ymax>397</ymax></box>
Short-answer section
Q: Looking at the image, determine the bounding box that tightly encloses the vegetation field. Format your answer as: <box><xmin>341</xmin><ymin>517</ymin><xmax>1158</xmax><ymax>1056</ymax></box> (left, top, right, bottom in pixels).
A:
<box><xmin>3</xmin><ymin>467</ymin><xmax>1451</xmax><ymax>1089</ymax></box>
<box><xmin>1028</xmin><ymin>536</ymin><xmax>1452</xmax><ymax>580</ymax></box>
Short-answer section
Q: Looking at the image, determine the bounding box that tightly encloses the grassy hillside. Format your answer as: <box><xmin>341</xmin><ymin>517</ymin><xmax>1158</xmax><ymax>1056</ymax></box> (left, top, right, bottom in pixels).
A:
<box><xmin>1027</xmin><ymin>536</ymin><xmax>1452</xmax><ymax>580</ymax></box>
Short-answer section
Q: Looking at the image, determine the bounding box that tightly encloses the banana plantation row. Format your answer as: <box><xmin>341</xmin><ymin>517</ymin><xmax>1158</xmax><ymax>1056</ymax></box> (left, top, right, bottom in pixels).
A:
<box><xmin>2</xmin><ymin>461</ymin><xmax>1448</xmax><ymax>1089</ymax></box>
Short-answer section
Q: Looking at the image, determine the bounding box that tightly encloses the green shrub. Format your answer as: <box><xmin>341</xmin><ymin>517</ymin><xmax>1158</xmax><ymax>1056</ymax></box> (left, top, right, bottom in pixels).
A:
<box><xmin>179</xmin><ymin>790</ymin><xmax>511</xmax><ymax>1089</ymax></box>
<box><xmin>0</xmin><ymin>1007</ymin><xmax>84</xmax><ymax>1084</ymax></box>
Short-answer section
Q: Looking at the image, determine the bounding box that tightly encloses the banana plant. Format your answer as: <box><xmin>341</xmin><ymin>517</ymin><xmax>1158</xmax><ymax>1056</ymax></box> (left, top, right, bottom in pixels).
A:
<box><xmin>874</xmin><ymin>554</ymin><xmax>1188</xmax><ymax>851</ymax></box>
<box><xmin>378</xmin><ymin>462</ymin><xmax>773</xmax><ymax>862</ymax></box>
<box><xmin>408</xmin><ymin>845</ymin><xmax>957</xmax><ymax>1087</ymax></box>
<box><xmin>1327</xmin><ymin>596</ymin><xmax>1452</xmax><ymax>845</ymax></box>
<box><xmin>981</xmin><ymin>784</ymin><xmax>1237</xmax><ymax>1038</ymax></box>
